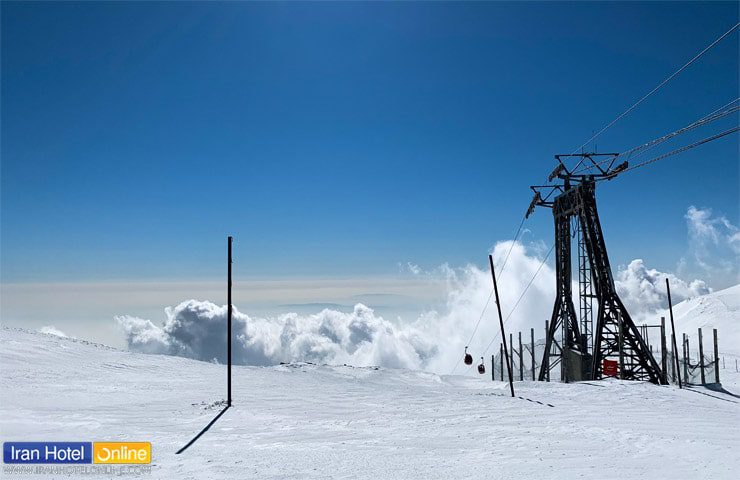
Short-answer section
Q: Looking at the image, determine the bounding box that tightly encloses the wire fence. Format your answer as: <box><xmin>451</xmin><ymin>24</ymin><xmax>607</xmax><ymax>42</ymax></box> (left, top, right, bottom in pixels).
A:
<box><xmin>485</xmin><ymin>324</ymin><xmax>723</xmax><ymax>386</ymax></box>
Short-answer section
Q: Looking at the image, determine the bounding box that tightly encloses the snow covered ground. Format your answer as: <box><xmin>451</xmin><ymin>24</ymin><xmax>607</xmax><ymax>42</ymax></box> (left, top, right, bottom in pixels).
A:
<box><xmin>2</xmin><ymin>325</ymin><xmax>738</xmax><ymax>479</ymax></box>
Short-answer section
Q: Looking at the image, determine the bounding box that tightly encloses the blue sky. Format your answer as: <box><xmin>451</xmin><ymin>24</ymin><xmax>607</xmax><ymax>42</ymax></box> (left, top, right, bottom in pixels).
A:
<box><xmin>2</xmin><ymin>1</ymin><xmax>738</xmax><ymax>289</ymax></box>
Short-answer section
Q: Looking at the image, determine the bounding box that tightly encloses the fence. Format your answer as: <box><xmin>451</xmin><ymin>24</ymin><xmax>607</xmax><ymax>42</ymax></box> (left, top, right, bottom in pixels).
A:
<box><xmin>489</xmin><ymin>320</ymin><xmax>722</xmax><ymax>386</ymax></box>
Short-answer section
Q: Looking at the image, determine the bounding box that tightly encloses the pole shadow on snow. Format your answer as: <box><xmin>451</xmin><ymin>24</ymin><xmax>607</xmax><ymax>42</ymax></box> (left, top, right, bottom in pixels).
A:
<box><xmin>176</xmin><ymin>405</ymin><xmax>231</xmax><ymax>454</ymax></box>
<box><xmin>684</xmin><ymin>386</ymin><xmax>739</xmax><ymax>404</ymax></box>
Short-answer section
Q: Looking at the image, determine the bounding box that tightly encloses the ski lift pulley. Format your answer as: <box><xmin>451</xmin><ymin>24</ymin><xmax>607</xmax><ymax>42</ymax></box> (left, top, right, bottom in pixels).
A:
<box><xmin>463</xmin><ymin>346</ymin><xmax>473</xmax><ymax>365</ymax></box>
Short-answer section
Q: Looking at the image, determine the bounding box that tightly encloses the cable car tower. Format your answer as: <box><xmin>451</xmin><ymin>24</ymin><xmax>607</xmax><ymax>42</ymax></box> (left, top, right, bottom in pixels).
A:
<box><xmin>527</xmin><ymin>153</ymin><xmax>665</xmax><ymax>384</ymax></box>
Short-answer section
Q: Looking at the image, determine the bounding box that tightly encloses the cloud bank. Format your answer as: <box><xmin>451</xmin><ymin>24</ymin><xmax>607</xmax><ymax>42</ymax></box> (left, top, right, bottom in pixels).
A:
<box><xmin>117</xmin><ymin>239</ymin><xmax>718</xmax><ymax>373</ymax></box>
<box><xmin>117</xmin><ymin>300</ymin><xmax>437</xmax><ymax>370</ymax></box>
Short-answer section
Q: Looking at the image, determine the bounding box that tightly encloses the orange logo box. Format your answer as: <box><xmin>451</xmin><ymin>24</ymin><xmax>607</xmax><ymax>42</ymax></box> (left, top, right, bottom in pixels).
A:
<box><xmin>92</xmin><ymin>442</ymin><xmax>151</xmax><ymax>464</ymax></box>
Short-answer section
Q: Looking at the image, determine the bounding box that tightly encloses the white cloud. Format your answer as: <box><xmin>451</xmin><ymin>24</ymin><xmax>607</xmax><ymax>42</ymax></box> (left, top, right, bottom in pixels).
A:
<box><xmin>116</xmin><ymin>240</ymin><xmax>722</xmax><ymax>374</ymax></box>
<box><xmin>117</xmin><ymin>300</ymin><xmax>437</xmax><ymax>370</ymax></box>
<box><xmin>682</xmin><ymin>206</ymin><xmax>740</xmax><ymax>286</ymax></box>
<box><xmin>116</xmin><ymin>241</ymin><xmax>556</xmax><ymax>373</ymax></box>
<box><xmin>614</xmin><ymin>259</ymin><xmax>711</xmax><ymax>323</ymax></box>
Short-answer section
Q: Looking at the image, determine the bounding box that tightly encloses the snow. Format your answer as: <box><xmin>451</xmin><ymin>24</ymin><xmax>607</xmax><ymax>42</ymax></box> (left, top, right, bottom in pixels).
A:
<box><xmin>2</xmin><ymin>325</ymin><xmax>739</xmax><ymax>479</ymax></box>
<box><xmin>661</xmin><ymin>284</ymin><xmax>740</xmax><ymax>357</ymax></box>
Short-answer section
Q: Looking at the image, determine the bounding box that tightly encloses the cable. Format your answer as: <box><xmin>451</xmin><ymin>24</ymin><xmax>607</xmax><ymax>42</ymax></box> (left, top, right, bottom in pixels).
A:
<box><xmin>571</xmin><ymin>98</ymin><xmax>740</xmax><ymax>175</ymax></box>
<box><xmin>463</xmin><ymin>243</ymin><xmax>555</xmax><ymax>374</ymax></box>
<box><xmin>605</xmin><ymin>126</ymin><xmax>739</xmax><ymax>177</ymax></box>
<box><xmin>572</xmin><ymin>22</ymin><xmax>739</xmax><ymax>154</ymax></box>
<box><xmin>449</xmin><ymin>216</ymin><xmax>527</xmax><ymax>374</ymax></box>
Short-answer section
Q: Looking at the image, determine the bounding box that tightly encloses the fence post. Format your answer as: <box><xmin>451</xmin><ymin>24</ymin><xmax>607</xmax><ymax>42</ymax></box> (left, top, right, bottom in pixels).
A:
<box><xmin>713</xmin><ymin>329</ymin><xmax>719</xmax><ymax>384</ymax></box>
<box><xmin>618</xmin><ymin>313</ymin><xmax>624</xmax><ymax>380</ymax></box>
<box><xmin>683</xmin><ymin>334</ymin><xmax>689</xmax><ymax>384</ymax></box>
<box><xmin>491</xmin><ymin>354</ymin><xmax>495</xmax><ymax>382</ymax></box>
<box><xmin>518</xmin><ymin>331</ymin><xmax>523</xmax><ymax>381</ymax></box>
<box><xmin>509</xmin><ymin>333</ymin><xmax>514</xmax><ymax>382</ymax></box>
<box><xmin>670</xmin><ymin>333</ymin><xmax>677</xmax><ymax>383</ymax></box>
<box><xmin>530</xmin><ymin>327</ymin><xmax>535</xmax><ymax>381</ymax></box>
<box><xmin>500</xmin><ymin>343</ymin><xmax>504</xmax><ymax>380</ymax></box>
<box><xmin>660</xmin><ymin>317</ymin><xmax>667</xmax><ymax>383</ymax></box>
<box><xmin>545</xmin><ymin>320</ymin><xmax>550</xmax><ymax>382</ymax></box>
<box><xmin>698</xmin><ymin>328</ymin><xmax>705</xmax><ymax>384</ymax></box>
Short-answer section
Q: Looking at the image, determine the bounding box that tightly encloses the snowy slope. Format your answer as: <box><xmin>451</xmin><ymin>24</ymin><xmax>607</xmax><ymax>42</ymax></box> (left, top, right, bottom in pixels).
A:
<box><xmin>1</xmin><ymin>326</ymin><xmax>739</xmax><ymax>479</ymax></box>
<box><xmin>662</xmin><ymin>284</ymin><xmax>740</xmax><ymax>356</ymax></box>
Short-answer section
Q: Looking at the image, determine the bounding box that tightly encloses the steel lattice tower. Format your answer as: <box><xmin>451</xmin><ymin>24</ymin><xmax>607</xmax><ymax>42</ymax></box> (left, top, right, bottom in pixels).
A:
<box><xmin>528</xmin><ymin>154</ymin><xmax>665</xmax><ymax>384</ymax></box>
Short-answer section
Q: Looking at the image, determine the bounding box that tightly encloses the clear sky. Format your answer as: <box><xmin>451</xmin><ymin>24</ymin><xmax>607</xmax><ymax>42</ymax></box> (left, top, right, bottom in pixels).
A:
<box><xmin>2</xmin><ymin>1</ymin><xmax>738</xmax><ymax>291</ymax></box>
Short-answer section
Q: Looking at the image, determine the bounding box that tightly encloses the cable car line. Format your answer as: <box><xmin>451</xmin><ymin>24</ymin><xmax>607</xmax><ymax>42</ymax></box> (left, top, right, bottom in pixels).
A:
<box><xmin>450</xmin><ymin>216</ymin><xmax>528</xmax><ymax>374</ymax></box>
<box><xmin>571</xmin><ymin>22</ymin><xmax>739</xmax><ymax>155</ymax></box>
<box><xmin>600</xmin><ymin>126</ymin><xmax>739</xmax><ymax>178</ymax></box>
<box><xmin>571</xmin><ymin>98</ymin><xmax>740</xmax><ymax>175</ymax></box>
<box><xmin>462</xmin><ymin>243</ymin><xmax>554</xmax><ymax>374</ymax></box>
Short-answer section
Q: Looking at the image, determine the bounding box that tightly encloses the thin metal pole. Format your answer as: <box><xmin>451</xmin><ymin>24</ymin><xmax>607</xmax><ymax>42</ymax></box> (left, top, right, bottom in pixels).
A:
<box><xmin>489</xmin><ymin>255</ymin><xmax>515</xmax><ymax>397</ymax></box>
<box><xmin>666</xmin><ymin>279</ymin><xmax>682</xmax><ymax>388</ymax></box>
<box><xmin>530</xmin><ymin>328</ymin><xmax>535</xmax><ymax>381</ymax></box>
<box><xmin>491</xmin><ymin>355</ymin><xmax>495</xmax><ymax>381</ymax></box>
<box><xmin>227</xmin><ymin>236</ymin><xmax>233</xmax><ymax>407</ymax></box>
<box><xmin>698</xmin><ymin>328</ymin><xmax>705</xmax><ymax>384</ymax></box>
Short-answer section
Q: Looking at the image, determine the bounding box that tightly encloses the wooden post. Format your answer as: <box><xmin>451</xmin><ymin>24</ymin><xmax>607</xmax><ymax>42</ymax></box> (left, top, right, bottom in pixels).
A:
<box><xmin>618</xmin><ymin>312</ymin><xmax>624</xmax><ymax>380</ymax></box>
<box><xmin>545</xmin><ymin>320</ymin><xmax>550</xmax><ymax>382</ymax></box>
<box><xmin>518</xmin><ymin>331</ymin><xmax>523</xmax><ymax>381</ymax></box>
<box><xmin>530</xmin><ymin>327</ymin><xmax>535</xmax><ymax>381</ymax></box>
<box><xmin>227</xmin><ymin>236</ymin><xmax>233</xmax><ymax>407</ymax></box>
<box><xmin>660</xmin><ymin>317</ymin><xmax>667</xmax><ymax>384</ymax></box>
<box><xmin>683</xmin><ymin>334</ymin><xmax>689</xmax><ymax>384</ymax></box>
<box><xmin>670</xmin><ymin>333</ymin><xmax>677</xmax><ymax>383</ymax></box>
<box><xmin>509</xmin><ymin>333</ymin><xmax>515</xmax><ymax>382</ymax></box>
<box><xmin>698</xmin><ymin>328</ymin><xmax>705</xmax><ymax>384</ymax></box>
<box><xmin>666</xmin><ymin>279</ymin><xmax>681</xmax><ymax>388</ymax></box>
<box><xmin>500</xmin><ymin>343</ymin><xmax>504</xmax><ymax>380</ymax></box>
<box><xmin>713</xmin><ymin>329</ymin><xmax>719</xmax><ymax>384</ymax></box>
<box><xmin>489</xmin><ymin>255</ymin><xmax>515</xmax><ymax>397</ymax></box>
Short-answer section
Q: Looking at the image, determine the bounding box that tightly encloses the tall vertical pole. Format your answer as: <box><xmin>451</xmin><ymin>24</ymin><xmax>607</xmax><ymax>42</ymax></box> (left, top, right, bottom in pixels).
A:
<box><xmin>530</xmin><ymin>328</ymin><xmax>535</xmax><ymax>381</ymax></box>
<box><xmin>666</xmin><ymin>279</ymin><xmax>682</xmax><ymax>388</ymax></box>
<box><xmin>713</xmin><ymin>329</ymin><xmax>719</xmax><ymax>384</ymax></box>
<box><xmin>491</xmin><ymin>355</ymin><xmax>495</xmax><ymax>381</ymax></box>
<box><xmin>227</xmin><ymin>236</ymin><xmax>233</xmax><ymax>407</ymax></box>
<box><xmin>698</xmin><ymin>328</ymin><xmax>705</xmax><ymax>385</ymax></box>
<box><xmin>489</xmin><ymin>255</ymin><xmax>515</xmax><ymax>397</ymax></box>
